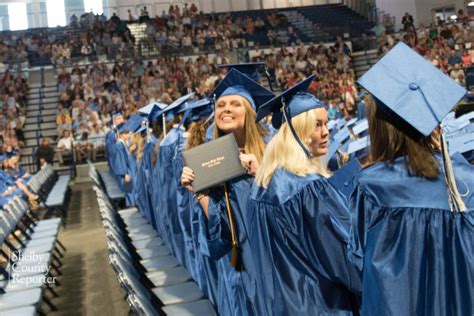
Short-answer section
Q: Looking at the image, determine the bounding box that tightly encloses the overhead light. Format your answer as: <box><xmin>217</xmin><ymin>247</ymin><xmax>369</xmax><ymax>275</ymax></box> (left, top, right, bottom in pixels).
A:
<box><xmin>468</xmin><ymin>2</ymin><xmax>474</xmax><ymax>6</ymax></box>
<box><xmin>450</xmin><ymin>15</ymin><xmax>457</xmax><ymax>20</ymax></box>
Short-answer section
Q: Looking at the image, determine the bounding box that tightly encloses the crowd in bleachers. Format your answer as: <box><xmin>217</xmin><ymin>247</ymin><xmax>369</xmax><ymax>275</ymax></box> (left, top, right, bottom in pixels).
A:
<box><xmin>138</xmin><ymin>4</ymin><xmax>299</xmax><ymax>53</ymax></box>
<box><xmin>0</xmin><ymin>69</ymin><xmax>36</xmax><ymax>206</ymax></box>
<box><xmin>376</xmin><ymin>20</ymin><xmax>473</xmax><ymax>86</ymax></box>
<box><xmin>51</xmin><ymin>37</ymin><xmax>361</xmax><ymax>165</ymax></box>
<box><xmin>0</xmin><ymin>4</ymin><xmax>308</xmax><ymax>69</ymax></box>
<box><xmin>0</xmin><ymin>69</ymin><xmax>27</xmax><ymax>154</ymax></box>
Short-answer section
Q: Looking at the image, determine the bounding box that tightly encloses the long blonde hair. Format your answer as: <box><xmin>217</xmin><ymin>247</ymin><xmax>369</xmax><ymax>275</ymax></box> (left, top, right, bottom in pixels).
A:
<box><xmin>214</xmin><ymin>97</ymin><xmax>267</xmax><ymax>163</ymax></box>
<box><xmin>256</xmin><ymin>109</ymin><xmax>330</xmax><ymax>188</ymax></box>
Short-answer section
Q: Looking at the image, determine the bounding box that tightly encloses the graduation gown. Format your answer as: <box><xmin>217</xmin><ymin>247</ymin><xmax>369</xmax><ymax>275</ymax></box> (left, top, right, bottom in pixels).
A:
<box><xmin>138</xmin><ymin>135</ymin><xmax>158</xmax><ymax>227</ymax></box>
<box><xmin>246</xmin><ymin>168</ymin><xmax>360</xmax><ymax>316</ymax></box>
<box><xmin>155</xmin><ymin>125</ymin><xmax>187</xmax><ymax>265</ymax></box>
<box><xmin>113</xmin><ymin>140</ymin><xmax>135</xmax><ymax>206</ymax></box>
<box><xmin>349</xmin><ymin>154</ymin><xmax>474</xmax><ymax>316</ymax></box>
<box><xmin>105</xmin><ymin>130</ymin><xmax>117</xmax><ymax>174</ymax></box>
<box><xmin>200</xmin><ymin>175</ymin><xmax>259</xmax><ymax>316</ymax></box>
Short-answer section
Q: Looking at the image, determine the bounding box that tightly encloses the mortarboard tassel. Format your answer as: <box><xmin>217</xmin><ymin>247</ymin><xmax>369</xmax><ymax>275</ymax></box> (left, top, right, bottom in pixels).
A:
<box><xmin>224</xmin><ymin>183</ymin><xmax>243</xmax><ymax>271</ymax></box>
<box><xmin>440</xmin><ymin>126</ymin><xmax>467</xmax><ymax>212</ymax></box>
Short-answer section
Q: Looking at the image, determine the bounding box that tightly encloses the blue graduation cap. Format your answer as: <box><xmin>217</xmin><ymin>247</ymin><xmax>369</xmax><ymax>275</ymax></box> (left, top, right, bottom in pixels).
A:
<box><xmin>347</xmin><ymin>136</ymin><xmax>370</xmax><ymax>160</ymax></box>
<box><xmin>211</xmin><ymin>68</ymin><xmax>274</xmax><ymax>111</ymax></box>
<box><xmin>333</xmin><ymin>126</ymin><xmax>350</xmax><ymax>144</ymax></box>
<box><xmin>328</xmin><ymin>120</ymin><xmax>338</xmax><ymax>131</ymax></box>
<box><xmin>257</xmin><ymin>75</ymin><xmax>322</xmax><ymax>158</ymax></box>
<box><xmin>256</xmin><ymin>75</ymin><xmax>316</xmax><ymax>127</ymax></box>
<box><xmin>218</xmin><ymin>62</ymin><xmax>265</xmax><ymax>81</ymax></box>
<box><xmin>159</xmin><ymin>93</ymin><xmax>195</xmax><ymax>121</ymax></box>
<box><xmin>351</xmin><ymin>119</ymin><xmax>369</xmax><ymax>136</ymax></box>
<box><xmin>358</xmin><ymin>42</ymin><xmax>467</xmax><ymax>137</ymax></box>
<box><xmin>450</xmin><ymin>133</ymin><xmax>474</xmax><ymax>162</ymax></box>
<box><xmin>178</xmin><ymin>98</ymin><xmax>213</xmax><ymax>122</ymax></box>
<box><xmin>120</xmin><ymin>114</ymin><xmax>146</xmax><ymax>133</ymax></box>
<box><xmin>327</xmin><ymin>139</ymin><xmax>342</xmax><ymax>160</ymax></box>
<box><xmin>134</xmin><ymin>125</ymin><xmax>148</xmax><ymax>136</ymax></box>
<box><xmin>346</xmin><ymin>117</ymin><xmax>358</xmax><ymax>128</ymax></box>
<box><xmin>328</xmin><ymin>158</ymin><xmax>361</xmax><ymax>199</ymax></box>
<box><xmin>139</xmin><ymin>101</ymin><xmax>168</xmax><ymax>121</ymax></box>
<box><xmin>116</xmin><ymin>122</ymin><xmax>125</xmax><ymax>133</ymax></box>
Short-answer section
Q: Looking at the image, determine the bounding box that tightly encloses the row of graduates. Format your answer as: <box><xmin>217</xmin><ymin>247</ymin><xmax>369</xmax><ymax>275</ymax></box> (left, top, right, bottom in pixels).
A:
<box><xmin>106</xmin><ymin>43</ymin><xmax>474</xmax><ymax>316</ymax></box>
<box><xmin>0</xmin><ymin>151</ymin><xmax>38</xmax><ymax>208</ymax></box>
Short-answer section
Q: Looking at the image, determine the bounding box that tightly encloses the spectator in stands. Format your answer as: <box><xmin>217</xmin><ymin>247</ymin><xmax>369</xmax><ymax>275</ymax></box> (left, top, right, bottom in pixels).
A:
<box><xmin>56</xmin><ymin>105</ymin><xmax>73</xmax><ymax>139</ymax></box>
<box><xmin>90</xmin><ymin>123</ymin><xmax>105</xmax><ymax>161</ymax></box>
<box><xmin>402</xmin><ymin>12</ymin><xmax>415</xmax><ymax>31</ymax></box>
<box><xmin>75</xmin><ymin>122</ymin><xmax>92</xmax><ymax>162</ymax></box>
<box><xmin>56</xmin><ymin>130</ymin><xmax>74</xmax><ymax>165</ymax></box>
<box><xmin>127</xmin><ymin>9</ymin><xmax>134</xmax><ymax>21</ymax></box>
<box><xmin>36</xmin><ymin>138</ymin><xmax>55</xmax><ymax>169</ymax></box>
<box><xmin>70</xmin><ymin>14</ymin><xmax>78</xmax><ymax>27</ymax></box>
<box><xmin>140</xmin><ymin>6</ymin><xmax>150</xmax><ymax>23</ymax></box>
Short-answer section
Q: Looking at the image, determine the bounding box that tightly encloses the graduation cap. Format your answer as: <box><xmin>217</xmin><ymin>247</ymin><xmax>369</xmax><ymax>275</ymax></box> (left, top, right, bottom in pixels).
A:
<box><xmin>359</xmin><ymin>42</ymin><xmax>468</xmax><ymax>212</ymax></box>
<box><xmin>449</xmin><ymin>133</ymin><xmax>474</xmax><ymax>161</ymax></box>
<box><xmin>346</xmin><ymin>117</ymin><xmax>358</xmax><ymax>128</ymax></box>
<box><xmin>358</xmin><ymin>42</ymin><xmax>466</xmax><ymax>137</ymax></box>
<box><xmin>178</xmin><ymin>98</ymin><xmax>213</xmax><ymax>122</ymax></box>
<box><xmin>351</xmin><ymin>119</ymin><xmax>369</xmax><ymax>136</ymax></box>
<box><xmin>116</xmin><ymin>122</ymin><xmax>125</xmax><ymax>133</ymax></box>
<box><xmin>256</xmin><ymin>75</ymin><xmax>316</xmax><ymax>127</ymax></box>
<box><xmin>218</xmin><ymin>62</ymin><xmax>266</xmax><ymax>81</ymax></box>
<box><xmin>159</xmin><ymin>92</ymin><xmax>195</xmax><ymax>122</ymax></box>
<box><xmin>327</xmin><ymin>139</ymin><xmax>342</xmax><ymax>160</ymax></box>
<box><xmin>347</xmin><ymin>136</ymin><xmax>371</xmax><ymax>160</ymax></box>
<box><xmin>139</xmin><ymin>101</ymin><xmax>168</xmax><ymax>121</ymax></box>
<box><xmin>134</xmin><ymin>125</ymin><xmax>148</xmax><ymax>137</ymax></box>
<box><xmin>211</xmin><ymin>68</ymin><xmax>274</xmax><ymax>111</ymax></box>
<box><xmin>120</xmin><ymin>114</ymin><xmax>146</xmax><ymax>133</ymax></box>
<box><xmin>328</xmin><ymin>158</ymin><xmax>361</xmax><ymax>199</ymax></box>
<box><xmin>257</xmin><ymin>75</ymin><xmax>322</xmax><ymax>158</ymax></box>
<box><xmin>328</xmin><ymin>120</ymin><xmax>338</xmax><ymax>131</ymax></box>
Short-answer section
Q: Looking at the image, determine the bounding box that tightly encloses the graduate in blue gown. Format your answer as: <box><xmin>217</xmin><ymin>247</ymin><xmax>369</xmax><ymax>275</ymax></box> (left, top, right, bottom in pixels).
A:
<box><xmin>113</xmin><ymin>116</ymin><xmax>142</xmax><ymax>206</ymax></box>
<box><xmin>350</xmin><ymin>42</ymin><xmax>474</xmax><ymax>316</ymax></box>
<box><xmin>137</xmin><ymin>126</ymin><xmax>158</xmax><ymax>228</ymax></box>
<box><xmin>154</xmin><ymin>93</ymin><xmax>196</xmax><ymax>265</ymax></box>
<box><xmin>244</xmin><ymin>77</ymin><xmax>360</xmax><ymax>315</ymax></box>
<box><xmin>181</xmin><ymin>69</ymin><xmax>275</xmax><ymax>315</ymax></box>
<box><xmin>105</xmin><ymin>113</ymin><xmax>124</xmax><ymax>175</ymax></box>
<box><xmin>174</xmin><ymin>98</ymin><xmax>219</xmax><ymax>304</ymax></box>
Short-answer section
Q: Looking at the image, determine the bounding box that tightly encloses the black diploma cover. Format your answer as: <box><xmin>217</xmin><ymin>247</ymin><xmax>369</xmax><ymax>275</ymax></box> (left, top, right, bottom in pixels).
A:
<box><xmin>183</xmin><ymin>133</ymin><xmax>246</xmax><ymax>192</ymax></box>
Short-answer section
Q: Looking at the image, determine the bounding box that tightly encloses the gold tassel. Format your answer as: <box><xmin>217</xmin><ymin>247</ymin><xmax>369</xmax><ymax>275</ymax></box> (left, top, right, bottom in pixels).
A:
<box><xmin>224</xmin><ymin>183</ymin><xmax>243</xmax><ymax>271</ymax></box>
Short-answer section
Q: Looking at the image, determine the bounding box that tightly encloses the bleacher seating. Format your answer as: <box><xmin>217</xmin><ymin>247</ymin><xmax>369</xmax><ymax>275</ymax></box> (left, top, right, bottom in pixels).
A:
<box><xmin>0</xmin><ymin>196</ymin><xmax>65</xmax><ymax>314</ymax></box>
<box><xmin>88</xmin><ymin>163</ymin><xmax>216</xmax><ymax>315</ymax></box>
<box><xmin>297</xmin><ymin>4</ymin><xmax>375</xmax><ymax>39</ymax></box>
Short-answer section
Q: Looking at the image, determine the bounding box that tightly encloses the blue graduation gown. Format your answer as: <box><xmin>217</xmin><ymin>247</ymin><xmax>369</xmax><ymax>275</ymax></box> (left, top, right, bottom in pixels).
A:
<box><xmin>105</xmin><ymin>130</ymin><xmax>117</xmax><ymax>173</ymax></box>
<box><xmin>155</xmin><ymin>126</ymin><xmax>187</xmax><ymax>265</ymax></box>
<box><xmin>113</xmin><ymin>140</ymin><xmax>135</xmax><ymax>206</ymax></box>
<box><xmin>138</xmin><ymin>136</ymin><xmax>158</xmax><ymax>227</ymax></box>
<box><xmin>200</xmin><ymin>175</ymin><xmax>259</xmax><ymax>316</ymax></box>
<box><xmin>246</xmin><ymin>168</ymin><xmax>360</xmax><ymax>316</ymax></box>
<box><xmin>349</xmin><ymin>154</ymin><xmax>474</xmax><ymax>316</ymax></box>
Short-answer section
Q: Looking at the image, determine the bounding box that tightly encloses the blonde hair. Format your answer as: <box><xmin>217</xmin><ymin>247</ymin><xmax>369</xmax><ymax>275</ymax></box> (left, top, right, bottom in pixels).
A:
<box><xmin>186</xmin><ymin>119</ymin><xmax>208</xmax><ymax>150</ymax></box>
<box><xmin>214</xmin><ymin>97</ymin><xmax>267</xmax><ymax>163</ymax></box>
<box><xmin>256</xmin><ymin>109</ymin><xmax>330</xmax><ymax>188</ymax></box>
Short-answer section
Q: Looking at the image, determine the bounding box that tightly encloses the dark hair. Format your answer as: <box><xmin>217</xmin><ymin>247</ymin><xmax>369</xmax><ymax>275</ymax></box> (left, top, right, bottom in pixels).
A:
<box><xmin>366</xmin><ymin>96</ymin><xmax>439</xmax><ymax>179</ymax></box>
